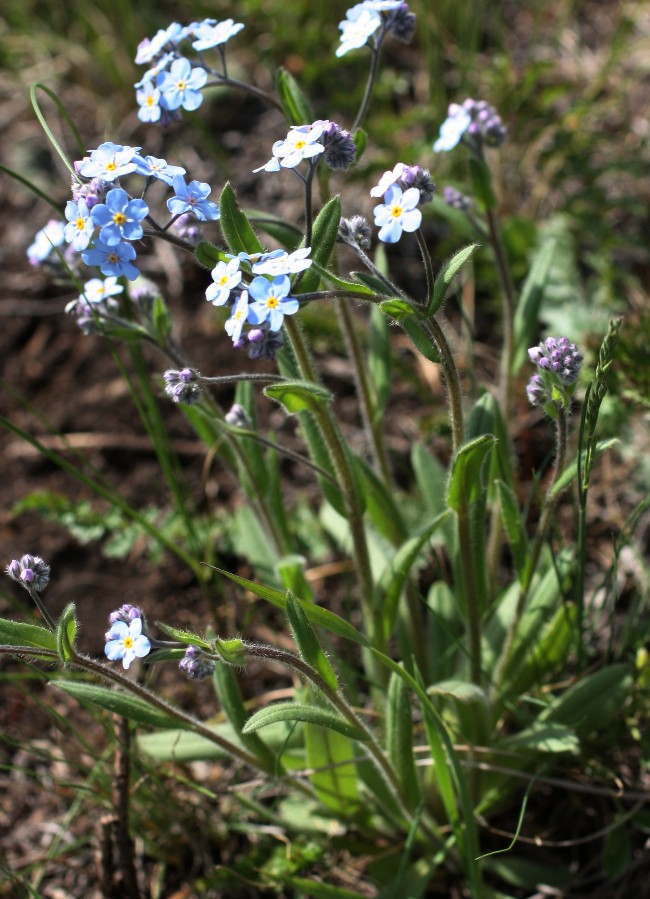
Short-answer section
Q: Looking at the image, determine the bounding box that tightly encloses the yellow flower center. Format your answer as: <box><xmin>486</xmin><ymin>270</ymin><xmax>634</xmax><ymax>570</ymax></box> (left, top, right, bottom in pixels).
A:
<box><xmin>106</xmin><ymin>162</ymin><xmax>117</xmax><ymax>173</ymax></box>
<box><xmin>176</xmin><ymin>79</ymin><xmax>187</xmax><ymax>91</ymax></box>
<box><xmin>219</xmin><ymin>275</ymin><xmax>229</xmax><ymax>287</ymax></box>
<box><xmin>391</xmin><ymin>205</ymin><xmax>403</xmax><ymax>218</ymax></box>
<box><xmin>76</xmin><ymin>217</ymin><xmax>85</xmax><ymax>229</ymax></box>
<box><xmin>113</xmin><ymin>212</ymin><xmax>126</xmax><ymax>226</ymax></box>
<box><xmin>123</xmin><ymin>636</ymin><xmax>134</xmax><ymax>650</ymax></box>
<box><xmin>234</xmin><ymin>309</ymin><xmax>243</xmax><ymax>320</ymax></box>
<box><xmin>108</xmin><ymin>252</ymin><xmax>119</xmax><ymax>263</ymax></box>
<box><xmin>266</xmin><ymin>296</ymin><xmax>279</xmax><ymax>309</ymax></box>
<box><xmin>146</xmin><ymin>96</ymin><xmax>155</xmax><ymax>108</ymax></box>
<box><xmin>295</xmin><ymin>140</ymin><xmax>306</xmax><ymax>150</ymax></box>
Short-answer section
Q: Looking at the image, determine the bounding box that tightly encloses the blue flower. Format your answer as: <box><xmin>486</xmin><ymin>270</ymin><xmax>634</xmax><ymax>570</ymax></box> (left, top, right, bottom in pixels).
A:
<box><xmin>192</xmin><ymin>19</ymin><xmax>245</xmax><ymax>51</ymax></box>
<box><xmin>133</xmin><ymin>154</ymin><xmax>186</xmax><ymax>185</ymax></box>
<box><xmin>157</xmin><ymin>57</ymin><xmax>207</xmax><ymax>112</ymax></box>
<box><xmin>373</xmin><ymin>184</ymin><xmax>422</xmax><ymax>243</ymax></box>
<box><xmin>251</xmin><ymin>247</ymin><xmax>312</xmax><ymax>276</ymax></box>
<box><xmin>63</xmin><ymin>198</ymin><xmax>94</xmax><ymax>251</ymax></box>
<box><xmin>336</xmin><ymin>4</ymin><xmax>382</xmax><ymax>57</ymax></box>
<box><xmin>225</xmin><ymin>290</ymin><xmax>250</xmax><ymax>342</ymax></box>
<box><xmin>136</xmin><ymin>82</ymin><xmax>162</xmax><ymax>123</ymax></box>
<box><xmin>27</xmin><ymin>220</ymin><xmax>66</xmax><ymax>265</ymax></box>
<box><xmin>206</xmin><ymin>257</ymin><xmax>242</xmax><ymax>306</ymax></box>
<box><xmin>167</xmin><ymin>175</ymin><xmax>220</xmax><ymax>222</ymax></box>
<box><xmin>90</xmin><ymin>188</ymin><xmax>149</xmax><ymax>246</ymax></box>
<box><xmin>104</xmin><ymin>617</ymin><xmax>151</xmax><ymax>669</ymax></box>
<box><xmin>82</xmin><ymin>239</ymin><xmax>140</xmax><ymax>281</ymax></box>
<box><xmin>78</xmin><ymin>142</ymin><xmax>140</xmax><ymax>182</ymax></box>
<box><xmin>80</xmin><ymin>276</ymin><xmax>124</xmax><ymax>304</ymax></box>
<box><xmin>135</xmin><ymin>23</ymin><xmax>185</xmax><ymax>64</ymax></box>
<box><xmin>248</xmin><ymin>276</ymin><xmax>299</xmax><ymax>332</ymax></box>
<box><xmin>433</xmin><ymin>104</ymin><xmax>472</xmax><ymax>152</ymax></box>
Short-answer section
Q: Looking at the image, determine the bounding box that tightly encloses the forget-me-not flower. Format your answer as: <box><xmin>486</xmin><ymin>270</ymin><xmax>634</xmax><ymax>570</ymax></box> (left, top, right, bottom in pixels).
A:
<box><xmin>251</xmin><ymin>247</ymin><xmax>312</xmax><ymax>277</ymax></box>
<box><xmin>64</xmin><ymin>198</ymin><xmax>94</xmax><ymax>251</ymax></box>
<box><xmin>336</xmin><ymin>4</ymin><xmax>382</xmax><ymax>57</ymax></box>
<box><xmin>78</xmin><ymin>142</ymin><xmax>140</xmax><ymax>182</ymax></box>
<box><xmin>80</xmin><ymin>276</ymin><xmax>124</xmax><ymax>305</ymax></box>
<box><xmin>27</xmin><ymin>220</ymin><xmax>66</xmax><ymax>265</ymax></box>
<box><xmin>157</xmin><ymin>57</ymin><xmax>207</xmax><ymax>112</ymax></box>
<box><xmin>206</xmin><ymin>257</ymin><xmax>242</xmax><ymax>305</ymax></box>
<box><xmin>105</xmin><ymin>617</ymin><xmax>151</xmax><ymax>669</ymax></box>
<box><xmin>373</xmin><ymin>184</ymin><xmax>422</xmax><ymax>243</ymax></box>
<box><xmin>83</xmin><ymin>239</ymin><xmax>140</xmax><ymax>281</ymax></box>
<box><xmin>192</xmin><ymin>19</ymin><xmax>245</xmax><ymax>51</ymax></box>
<box><xmin>133</xmin><ymin>154</ymin><xmax>186</xmax><ymax>185</ymax></box>
<box><xmin>248</xmin><ymin>276</ymin><xmax>299</xmax><ymax>332</ymax></box>
<box><xmin>136</xmin><ymin>83</ymin><xmax>162</xmax><ymax>123</ymax></box>
<box><xmin>225</xmin><ymin>290</ymin><xmax>251</xmax><ymax>342</ymax></box>
<box><xmin>90</xmin><ymin>189</ymin><xmax>148</xmax><ymax>246</ymax></box>
<box><xmin>135</xmin><ymin>23</ymin><xmax>185</xmax><ymax>64</ymax></box>
<box><xmin>433</xmin><ymin>104</ymin><xmax>472</xmax><ymax>152</ymax></box>
<box><xmin>167</xmin><ymin>175</ymin><xmax>220</xmax><ymax>221</ymax></box>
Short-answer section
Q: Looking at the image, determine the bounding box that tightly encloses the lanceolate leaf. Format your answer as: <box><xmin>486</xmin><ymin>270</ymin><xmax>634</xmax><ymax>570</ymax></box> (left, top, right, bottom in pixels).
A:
<box><xmin>286</xmin><ymin>593</ymin><xmax>338</xmax><ymax>691</ymax></box>
<box><xmin>56</xmin><ymin>603</ymin><xmax>77</xmax><ymax>662</ymax></box>
<box><xmin>218</xmin><ymin>182</ymin><xmax>264</xmax><ymax>256</ymax></box>
<box><xmin>52</xmin><ymin>681</ymin><xmax>182</xmax><ymax>730</ymax></box>
<box><xmin>206</xmin><ymin>567</ymin><xmax>370</xmax><ymax>647</ymax></box>
<box><xmin>264</xmin><ymin>380</ymin><xmax>332</xmax><ymax>414</ymax></box>
<box><xmin>447</xmin><ymin>434</ymin><xmax>496</xmax><ymax>512</ymax></box>
<box><xmin>276</xmin><ymin>67</ymin><xmax>314</xmax><ymax>125</ymax></box>
<box><xmin>0</xmin><ymin>618</ymin><xmax>57</xmax><ymax>652</ymax></box>
<box><xmin>428</xmin><ymin>244</ymin><xmax>479</xmax><ymax>316</ymax></box>
<box><xmin>242</xmin><ymin>703</ymin><xmax>368</xmax><ymax>741</ymax></box>
<box><xmin>297</xmin><ymin>196</ymin><xmax>342</xmax><ymax>294</ymax></box>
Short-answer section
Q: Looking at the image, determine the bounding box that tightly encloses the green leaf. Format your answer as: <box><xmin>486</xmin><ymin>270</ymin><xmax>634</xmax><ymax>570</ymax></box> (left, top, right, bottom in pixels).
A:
<box><xmin>512</xmin><ymin>237</ymin><xmax>557</xmax><ymax>372</ymax></box>
<box><xmin>379</xmin><ymin>298</ymin><xmax>417</xmax><ymax>321</ymax></box>
<box><xmin>218</xmin><ymin>182</ymin><xmax>264</xmax><ymax>256</ymax></box>
<box><xmin>428</xmin><ymin>244</ymin><xmax>479</xmax><ymax>315</ymax></box>
<box><xmin>447</xmin><ymin>434</ymin><xmax>496</xmax><ymax>511</ymax></box>
<box><xmin>288</xmin><ymin>878</ymin><xmax>368</xmax><ymax>899</ymax></box>
<box><xmin>52</xmin><ymin>680</ymin><xmax>182</xmax><ymax>729</ymax></box>
<box><xmin>208</xmin><ymin>567</ymin><xmax>370</xmax><ymax>647</ymax></box>
<box><xmin>287</xmin><ymin>877</ymin><xmax>367</xmax><ymax>899</ymax></box>
<box><xmin>497</xmin><ymin>722</ymin><xmax>579</xmax><ymax>754</ymax></box>
<box><xmin>386</xmin><ymin>671</ymin><xmax>420</xmax><ymax>811</ymax></box>
<box><xmin>244</xmin><ymin>208</ymin><xmax>302</xmax><ymax>249</ymax></box>
<box><xmin>466</xmin><ymin>390</ymin><xmax>514</xmax><ymax>488</ymax></box>
<box><xmin>495</xmin><ymin>479</ymin><xmax>529</xmax><ymax>583</ymax></box>
<box><xmin>353</xmin><ymin>453</ymin><xmax>406</xmax><ymax>545</ymax></box>
<box><xmin>353</xmin><ymin>271</ymin><xmax>393</xmax><ymax>295</ymax></box>
<box><xmin>311</xmin><ymin>262</ymin><xmax>374</xmax><ymax>296</ymax></box>
<box><xmin>379</xmin><ymin>511</ymin><xmax>452</xmax><ymax>640</ymax></box>
<box><xmin>303</xmin><ymin>705</ymin><xmax>360</xmax><ymax>813</ymax></box>
<box><xmin>469</xmin><ymin>155</ymin><xmax>496</xmax><ymax>209</ymax></box>
<box><xmin>552</xmin><ymin>438</ymin><xmax>619</xmax><ymax>498</ymax></box>
<box><xmin>369</xmin><ymin>303</ymin><xmax>392</xmax><ymax>419</ymax></box>
<box><xmin>264</xmin><ymin>379</ymin><xmax>332</xmax><ymax>414</ymax></box>
<box><xmin>152</xmin><ymin>295</ymin><xmax>172</xmax><ymax>343</ymax></box>
<box><xmin>400</xmin><ymin>316</ymin><xmax>441</xmax><ymax>364</ymax></box>
<box><xmin>427</xmin><ymin>679</ymin><xmax>487</xmax><ymax>704</ymax></box>
<box><xmin>55</xmin><ymin>603</ymin><xmax>77</xmax><ymax>662</ymax></box>
<box><xmin>195</xmin><ymin>240</ymin><xmax>224</xmax><ymax>269</ymax></box>
<box><xmin>155</xmin><ymin>622</ymin><xmax>212</xmax><ymax>650</ymax></box>
<box><xmin>0</xmin><ymin>618</ymin><xmax>57</xmax><ymax>652</ymax></box>
<box><xmin>603</xmin><ymin>823</ymin><xmax>630</xmax><ymax>879</ymax></box>
<box><xmin>276</xmin><ymin>67</ymin><xmax>313</xmax><ymax>125</ymax></box>
<box><xmin>297</xmin><ymin>196</ymin><xmax>342</xmax><ymax>294</ymax></box>
<box><xmin>286</xmin><ymin>593</ymin><xmax>338</xmax><ymax>691</ymax></box>
<box><xmin>242</xmin><ymin>703</ymin><xmax>368</xmax><ymax>741</ymax></box>
<box><xmin>352</xmin><ymin>128</ymin><xmax>367</xmax><ymax>162</ymax></box>
<box><xmin>539</xmin><ymin>664</ymin><xmax>633</xmax><ymax>739</ymax></box>
<box><xmin>276</xmin><ymin>554</ymin><xmax>313</xmax><ymax>602</ymax></box>
<box><xmin>213</xmin><ymin>663</ymin><xmax>277</xmax><ymax>770</ymax></box>
<box><xmin>138</xmin><ymin>720</ymin><xmax>303</xmax><ymax>762</ymax></box>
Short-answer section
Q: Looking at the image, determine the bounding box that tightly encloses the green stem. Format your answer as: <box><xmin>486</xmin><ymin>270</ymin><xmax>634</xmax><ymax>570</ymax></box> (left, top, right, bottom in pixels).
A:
<box><xmin>422</xmin><ymin>317</ymin><xmax>465</xmax><ymax>453</ymax></box>
<box><xmin>495</xmin><ymin>406</ymin><xmax>568</xmax><ymax>691</ymax></box>
<box><xmin>485</xmin><ymin>207</ymin><xmax>516</xmax><ymax>418</ymax></box>
<box><xmin>283</xmin><ymin>318</ymin><xmax>380</xmax><ymax>652</ymax></box>
<box><xmin>352</xmin><ymin>41</ymin><xmax>383</xmax><ymax>133</ymax></box>
<box><xmin>335</xmin><ymin>299</ymin><xmax>393</xmax><ymax>485</ymax></box>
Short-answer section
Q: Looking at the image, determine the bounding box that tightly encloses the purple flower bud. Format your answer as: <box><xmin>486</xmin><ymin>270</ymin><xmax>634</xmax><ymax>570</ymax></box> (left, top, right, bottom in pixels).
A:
<box><xmin>443</xmin><ymin>186</ymin><xmax>473</xmax><ymax>212</ymax></box>
<box><xmin>109</xmin><ymin>603</ymin><xmax>145</xmax><ymax>624</ymax></box>
<box><xmin>225</xmin><ymin>404</ymin><xmax>252</xmax><ymax>428</ymax></box>
<box><xmin>163</xmin><ymin>368</ymin><xmax>202</xmax><ymax>405</ymax></box>
<box><xmin>320</xmin><ymin>121</ymin><xmax>357</xmax><ymax>170</ymax></box>
<box><xmin>179</xmin><ymin>645</ymin><xmax>216</xmax><ymax>680</ymax></box>
<box><xmin>526</xmin><ymin>373</ymin><xmax>549</xmax><ymax>407</ymax></box>
<box><xmin>389</xmin><ymin>3</ymin><xmax>417</xmax><ymax>43</ymax></box>
<box><xmin>5</xmin><ymin>554</ymin><xmax>51</xmax><ymax>592</ymax></box>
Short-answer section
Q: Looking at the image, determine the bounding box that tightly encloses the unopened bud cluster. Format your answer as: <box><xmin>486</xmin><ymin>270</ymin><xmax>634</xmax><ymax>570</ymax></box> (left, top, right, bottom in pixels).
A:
<box><xmin>179</xmin><ymin>645</ymin><xmax>216</xmax><ymax>680</ymax></box>
<box><xmin>527</xmin><ymin>336</ymin><xmax>583</xmax><ymax>409</ymax></box>
<box><xmin>163</xmin><ymin>368</ymin><xmax>202</xmax><ymax>404</ymax></box>
<box><xmin>5</xmin><ymin>554</ymin><xmax>51</xmax><ymax>593</ymax></box>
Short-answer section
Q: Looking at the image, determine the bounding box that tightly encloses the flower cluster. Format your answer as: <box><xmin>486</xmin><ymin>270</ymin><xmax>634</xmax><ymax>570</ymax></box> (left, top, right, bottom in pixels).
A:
<box><xmin>61</xmin><ymin>142</ymin><xmax>219</xmax><ymax>282</ymax></box>
<box><xmin>370</xmin><ymin>163</ymin><xmax>434</xmax><ymax>243</ymax></box>
<box><xmin>527</xmin><ymin>336</ymin><xmax>583</xmax><ymax>409</ymax></box>
<box><xmin>336</xmin><ymin>2</ymin><xmax>416</xmax><ymax>58</ymax></box>
<box><xmin>134</xmin><ymin>18</ymin><xmax>244</xmax><ymax>123</ymax></box>
<box><xmin>179</xmin><ymin>645</ymin><xmax>216</xmax><ymax>680</ymax></box>
<box><xmin>433</xmin><ymin>99</ymin><xmax>507</xmax><ymax>154</ymax></box>
<box><xmin>254</xmin><ymin>121</ymin><xmax>356</xmax><ymax>175</ymax></box>
<box><xmin>5</xmin><ymin>554</ymin><xmax>51</xmax><ymax>593</ymax></box>
<box><xmin>163</xmin><ymin>368</ymin><xmax>203</xmax><ymax>405</ymax></box>
<box><xmin>443</xmin><ymin>186</ymin><xmax>473</xmax><ymax>212</ymax></box>
<box><xmin>203</xmin><ymin>249</ymin><xmax>309</xmax><ymax>358</ymax></box>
